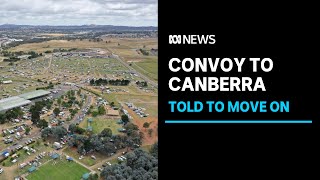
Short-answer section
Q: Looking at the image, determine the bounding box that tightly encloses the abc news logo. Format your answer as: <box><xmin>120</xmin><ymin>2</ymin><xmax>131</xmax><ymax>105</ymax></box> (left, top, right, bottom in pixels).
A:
<box><xmin>169</xmin><ymin>35</ymin><xmax>216</xmax><ymax>45</ymax></box>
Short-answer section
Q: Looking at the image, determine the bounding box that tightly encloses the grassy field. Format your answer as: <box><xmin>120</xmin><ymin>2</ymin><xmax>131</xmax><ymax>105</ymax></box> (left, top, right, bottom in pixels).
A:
<box><xmin>11</xmin><ymin>40</ymin><xmax>108</xmax><ymax>53</ymax></box>
<box><xmin>37</xmin><ymin>33</ymin><xmax>69</xmax><ymax>37</ymax></box>
<box><xmin>9</xmin><ymin>38</ymin><xmax>158</xmax><ymax>83</ymax></box>
<box><xmin>79</xmin><ymin>116</ymin><xmax>122</xmax><ymax>135</ymax></box>
<box><xmin>27</xmin><ymin>159</ymin><xmax>89</xmax><ymax>180</ymax></box>
<box><xmin>133</xmin><ymin>56</ymin><xmax>158</xmax><ymax>81</ymax></box>
<box><xmin>105</xmin><ymin>38</ymin><xmax>158</xmax><ymax>81</ymax></box>
<box><xmin>2</xmin><ymin>141</ymin><xmax>48</xmax><ymax>167</ymax></box>
<box><xmin>116</xmin><ymin>94</ymin><xmax>158</xmax><ymax>117</ymax></box>
<box><xmin>63</xmin><ymin>148</ymin><xmax>96</xmax><ymax>166</ymax></box>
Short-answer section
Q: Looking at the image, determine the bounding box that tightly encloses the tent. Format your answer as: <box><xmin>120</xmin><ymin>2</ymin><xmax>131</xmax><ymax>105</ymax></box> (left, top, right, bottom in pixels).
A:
<box><xmin>28</xmin><ymin>166</ymin><xmax>36</xmax><ymax>173</ymax></box>
<box><xmin>51</xmin><ymin>153</ymin><xmax>60</xmax><ymax>159</ymax></box>
<box><xmin>82</xmin><ymin>173</ymin><xmax>90</xmax><ymax>180</ymax></box>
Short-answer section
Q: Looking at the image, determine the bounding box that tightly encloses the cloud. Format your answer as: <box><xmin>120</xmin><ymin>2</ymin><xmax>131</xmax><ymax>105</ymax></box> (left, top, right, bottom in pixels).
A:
<box><xmin>0</xmin><ymin>0</ymin><xmax>157</xmax><ymax>26</ymax></box>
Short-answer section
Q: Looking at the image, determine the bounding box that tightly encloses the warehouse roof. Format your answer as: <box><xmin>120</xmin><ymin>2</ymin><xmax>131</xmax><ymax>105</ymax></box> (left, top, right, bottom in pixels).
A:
<box><xmin>18</xmin><ymin>90</ymin><xmax>50</xmax><ymax>100</ymax></box>
<box><xmin>0</xmin><ymin>96</ymin><xmax>31</xmax><ymax>112</ymax></box>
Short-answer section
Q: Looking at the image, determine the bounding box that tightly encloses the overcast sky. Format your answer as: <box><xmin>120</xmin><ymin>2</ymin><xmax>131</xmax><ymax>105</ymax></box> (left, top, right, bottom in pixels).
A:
<box><xmin>0</xmin><ymin>0</ymin><xmax>157</xmax><ymax>26</ymax></box>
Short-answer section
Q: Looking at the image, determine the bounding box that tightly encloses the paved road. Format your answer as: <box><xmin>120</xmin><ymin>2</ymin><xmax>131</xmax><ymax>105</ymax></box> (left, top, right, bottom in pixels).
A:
<box><xmin>67</xmin><ymin>94</ymin><xmax>92</xmax><ymax>128</ymax></box>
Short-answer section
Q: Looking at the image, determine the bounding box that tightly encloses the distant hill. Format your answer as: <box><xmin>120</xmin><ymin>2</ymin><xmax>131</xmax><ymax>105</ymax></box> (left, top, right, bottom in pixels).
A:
<box><xmin>0</xmin><ymin>24</ymin><xmax>157</xmax><ymax>31</ymax></box>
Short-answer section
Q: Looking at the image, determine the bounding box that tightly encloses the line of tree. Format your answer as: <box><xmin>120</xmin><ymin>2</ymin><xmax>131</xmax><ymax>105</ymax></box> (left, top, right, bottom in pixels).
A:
<box><xmin>68</xmin><ymin>124</ymin><xmax>86</xmax><ymax>134</ymax></box>
<box><xmin>91</xmin><ymin>105</ymin><xmax>106</xmax><ymax>117</ymax></box>
<box><xmin>139</xmin><ymin>48</ymin><xmax>149</xmax><ymax>56</ymax></box>
<box><xmin>36</xmin><ymin>83</ymin><xmax>54</xmax><ymax>90</ymax></box>
<box><xmin>90</xmin><ymin>78</ymin><xmax>130</xmax><ymax>86</ymax></box>
<box><xmin>3</xmin><ymin>56</ymin><xmax>21</xmax><ymax>62</ymax></box>
<box><xmin>30</xmin><ymin>100</ymin><xmax>52</xmax><ymax>128</ymax></box>
<box><xmin>52</xmin><ymin>48</ymin><xmax>78</xmax><ymax>53</ymax></box>
<box><xmin>27</xmin><ymin>51</ymin><xmax>42</xmax><ymax>59</ymax></box>
<box><xmin>136</xmin><ymin>81</ymin><xmax>148</xmax><ymax>87</ymax></box>
<box><xmin>1</xmin><ymin>50</ymin><xmax>25</xmax><ymax>57</ymax></box>
<box><xmin>0</xmin><ymin>107</ymin><xmax>24</xmax><ymax>124</ymax></box>
<box><xmin>41</xmin><ymin>126</ymin><xmax>67</xmax><ymax>140</ymax></box>
<box><xmin>67</xmin><ymin>122</ymin><xmax>142</xmax><ymax>156</ymax></box>
<box><xmin>101</xmin><ymin>148</ymin><xmax>158</xmax><ymax>180</ymax></box>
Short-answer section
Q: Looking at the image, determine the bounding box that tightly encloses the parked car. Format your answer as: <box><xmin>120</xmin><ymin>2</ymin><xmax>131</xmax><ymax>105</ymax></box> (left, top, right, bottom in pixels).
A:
<box><xmin>120</xmin><ymin>156</ymin><xmax>127</xmax><ymax>160</ymax></box>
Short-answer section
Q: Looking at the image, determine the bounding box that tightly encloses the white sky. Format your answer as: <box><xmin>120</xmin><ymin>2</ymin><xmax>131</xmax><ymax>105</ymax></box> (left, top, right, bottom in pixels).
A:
<box><xmin>0</xmin><ymin>0</ymin><xmax>157</xmax><ymax>26</ymax></box>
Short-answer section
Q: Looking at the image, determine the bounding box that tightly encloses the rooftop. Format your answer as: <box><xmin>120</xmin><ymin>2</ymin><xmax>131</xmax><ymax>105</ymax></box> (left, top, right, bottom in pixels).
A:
<box><xmin>0</xmin><ymin>96</ymin><xmax>31</xmax><ymax>112</ymax></box>
<box><xmin>18</xmin><ymin>90</ymin><xmax>51</xmax><ymax>100</ymax></box>
<box><xmin>107</xmin><ymin>109</ymin><xmax>120</xmax><ymax>116</ymax></box>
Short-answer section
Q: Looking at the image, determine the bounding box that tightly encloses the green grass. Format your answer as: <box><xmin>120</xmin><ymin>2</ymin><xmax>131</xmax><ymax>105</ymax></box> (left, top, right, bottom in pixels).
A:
<box><xmin>84</xmin><ymin>117</ymin><xmax>122</xmax><ymax>135</ymax></box>
<box><xmin>2</xmin><ymin>141</ymin><xmax>45</xmax><ymax>167</ymax></box>
<box><xmin>133</xmin><ymin>56</ymin><xmax>158</xmax><ymax>81</ymax></box>
<box><xmin>63</xmin><ymin>148</ymin><xmax>96</xmax><ymax>166</ymax></box>
<box><xmin>141</xmin><ymin>145</ymin><xmax>152</xmax><ymax>152</ymax></box>
<box><xmin>116</xmin><ymin>94</ymin><xmax>158</xmax><ymax>117</ymax></box>
<box><xmin>27</xmin><ymin>159</ymin><xmax>89</xmax><ymax>180</ymax></box>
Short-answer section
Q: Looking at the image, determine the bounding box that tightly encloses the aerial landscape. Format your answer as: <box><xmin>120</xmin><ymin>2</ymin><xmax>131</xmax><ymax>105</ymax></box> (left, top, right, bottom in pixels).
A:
<box><xmin>0</xmin><ymin>0</ymin><xmax>158</xmax><ymax>179</ymax></box>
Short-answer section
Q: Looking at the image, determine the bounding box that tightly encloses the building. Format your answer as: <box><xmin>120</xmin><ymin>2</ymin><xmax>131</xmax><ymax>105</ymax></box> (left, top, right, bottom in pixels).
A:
<box><xmin>107</xmin><ymin>109</ymin><xmax>120</xmax><ymax>116</ymax></box>
<box><xmin>0</xmin><ymin>90</ymin><xmax>51</xmax><ymax>112</ymax></box>
<box><xmin>0</xmin><ymin>96</ymin><xmax>32</xmax><ymax>112</ymax></box>
<box><xmin>18</xmin><ymin>90</ymin><xmax>51</xmax><ymax>100</ymax></box>
<box><xmin>2</xmin><ymin>80</ymin><xmax>13</xmax><ymax>84</ymax></box>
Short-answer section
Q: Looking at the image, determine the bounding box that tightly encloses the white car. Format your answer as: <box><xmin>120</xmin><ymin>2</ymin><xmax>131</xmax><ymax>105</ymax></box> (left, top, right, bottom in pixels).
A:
<box><xmin>0</xmin><ymin>168</ymin><xmax>3</xmax><ymax>173</ymax></box>
<box><xmin>120</xmin><ymin>156</ymin><xmax>126</xmax><ymax>160</ymax></box>
<box><xmin>79</xmin><ymin>155</ymin><xmax>84</xmax><ymax>160</ymax></box>
<box><xmin>106</xmin><ymin>162</ymin><xmax>112</xmax><ymax>166</ymax></box>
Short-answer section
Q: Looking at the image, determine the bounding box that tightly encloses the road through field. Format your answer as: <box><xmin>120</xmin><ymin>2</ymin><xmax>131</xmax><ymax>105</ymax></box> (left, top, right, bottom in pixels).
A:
<box><xmin>105</xmin><ymin>47</ymin><xmax>158</xmax><ymax>88</ymax></box>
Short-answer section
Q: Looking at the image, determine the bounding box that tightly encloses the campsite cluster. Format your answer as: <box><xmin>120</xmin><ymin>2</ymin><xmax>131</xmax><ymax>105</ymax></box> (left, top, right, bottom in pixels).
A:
<box><xmin>0</xmin><ymin>25</ymin><xmax>158</xmax><ymax>179</ymax></box>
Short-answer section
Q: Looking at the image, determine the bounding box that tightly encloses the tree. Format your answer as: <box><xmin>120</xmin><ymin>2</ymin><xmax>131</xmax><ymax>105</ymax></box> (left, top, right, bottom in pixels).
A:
<box><xmin>0</xmin><ymin>114</ymin><xmax>6</xmax><ymax>124</ymax></box>
<box><xmin>110</xmin><ymin>102</ymin><xmax>115</xmax><ymax>107</ymax></box>
<box><xmin>150</xmin><ymin>142</ymin><xmax>158</xmax><ymax>158</ymax></box>
<box><xmin>148</xmin><ymin>128</ymin><xmax>153</xmax><ymax>137</ymax></box>
<box><xmin>100</xmin><ymin>128</ymin><xmax>112</xmax><ymax>138</ymax></box>
<box><xmin>37</xmin><ymin>119</ymin><xmax>48</xmax><ymax>128</ymax></box>
<box><xmin>143</xmin><ymin>122</ymin><xmax>150</xmax><ymax>129</ymax></box>
<box><xmin>92</xmin><ymin>111</ymin><xmax>99</xmax><ymax>117</ymax></box>
<box><xmin>69</xmin><ymin>124</ymin><xmax>77</xmax><ymax>133</ymax></box>
<box><xmin>52</xmin><ymin>126</ymin><xmax>67</xmax><ymax>140</ymax></box>
<box><xmin>30</xmin><ymin>106</ymin><xmax>41</xmax><ymax>125</ymax></box>
<box><xmin>53</xmin><ymin>108</ymin><xmax>60</xmax><ymax>116</ymax></box>
<box><xmin>98</xmin><ymin>105</ymin><xmax>106</xmax><ymax>115</ymax></box>
<box><xmin>88</xmin><ymin>173</ymin><xmax>99</xmax><ymax>180</ymax></box>
<box><xmin>41</xmin><ymin>127</ymin><xmax>51</xmax><ymax>139</ymax></box>
<box><xmin>25</xmin><ymin>127</ymin><xmax>31</xmax><ymax>135</ymax></box>
<box><xmin>101</xmin><ymin>149</ymin><xmax>158</xmax><ymax>180</ymax></box>
<box><xmin>57</xmin><ymin>98</ymin><xmax>62</xmax><ymax>106</ymax></box>
<box><xmin>121</xmin><ymin>114</ymin><xmax>129</xmax><ymax>124</ymax></box>
<box><xmin>42</xmin><ymin>126</ymin><xmax>67</xmax><ymax>140</ymax></box>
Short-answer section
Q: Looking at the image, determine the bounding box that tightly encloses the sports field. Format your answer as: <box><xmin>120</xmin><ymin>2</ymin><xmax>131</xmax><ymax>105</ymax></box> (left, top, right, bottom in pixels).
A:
<box><xmin>79</xmin><ymin>116</ymin><xmax>122</xmax><ymax>135</ymax></box>
<box><xmin>27</xmin><ymin>159</ymin><xmax>89</xmax><ymax>180</ymax></box>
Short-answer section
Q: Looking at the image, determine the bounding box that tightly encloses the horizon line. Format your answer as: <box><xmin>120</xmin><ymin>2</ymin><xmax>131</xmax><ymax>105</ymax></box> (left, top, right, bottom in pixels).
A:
<box><xmin>0</xmin><ymin>23</ymin><xmax>158</xmax><ymax>28</ymax></box>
